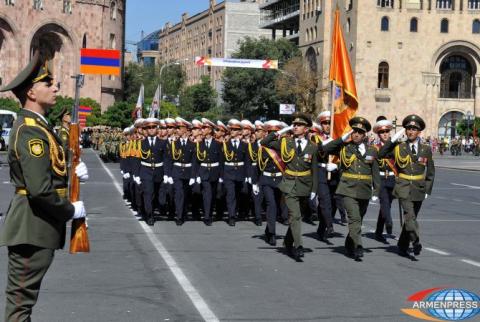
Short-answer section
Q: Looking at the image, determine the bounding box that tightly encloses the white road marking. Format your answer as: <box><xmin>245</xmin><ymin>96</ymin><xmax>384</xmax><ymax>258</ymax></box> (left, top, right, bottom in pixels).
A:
<box><xmin>425</xmin><ymin>248</ymin><xmax>450</xmax><ymax>256</ymax></box>
<box><xmin>363</xmin><ymin>219</ymin><xmax>480</xmax><ymax>222</ymax></box>
<box><xmin>451</xmin><ymin>183</ymin><xmax>480</xmax><ymax>190</ymax></box>
<box><xmin>472</xmin><ymin>202</ymin><xmax>480</xmax><ymax>206</ymax></box>
<box><xmin>95</xmin><ymin>153</ymin><xmax>220</xmax><ymax>322</ymax></box>
<box><xmin>461</xmin><ymin>259</ymin><xmax>480</xmax><ymax>268</ymax></box>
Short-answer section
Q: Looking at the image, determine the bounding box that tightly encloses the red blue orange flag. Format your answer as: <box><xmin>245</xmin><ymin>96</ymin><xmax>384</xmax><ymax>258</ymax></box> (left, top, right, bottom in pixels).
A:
<box><xmin>80</xmin><ymin>49</ymin><xmax>120</xmax><ymax>76</ymax></box>
<box><xmin>329</xmin><ymin>9</ymin><xmax>359</xmax><ymax>139</ymax></box>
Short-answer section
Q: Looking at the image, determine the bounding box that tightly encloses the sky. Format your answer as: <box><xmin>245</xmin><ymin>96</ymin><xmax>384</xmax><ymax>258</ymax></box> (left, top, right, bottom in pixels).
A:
<box><xmin>125</xmin><ymin>0</ymin><xmax>215</xmax><ymax>47</ymax></box>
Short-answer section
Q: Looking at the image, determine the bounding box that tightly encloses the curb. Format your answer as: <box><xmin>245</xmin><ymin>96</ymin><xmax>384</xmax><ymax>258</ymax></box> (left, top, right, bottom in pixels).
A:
<box><xmin>436</xmin><ymin>165</ymin><xmax>480</xmax><ymax>172</ymax></box>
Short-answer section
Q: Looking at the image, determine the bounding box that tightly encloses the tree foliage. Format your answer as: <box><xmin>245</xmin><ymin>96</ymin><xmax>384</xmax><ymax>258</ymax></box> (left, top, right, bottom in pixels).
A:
<box><xmin>47</xmin><ymin>96</ymin><xmax>103</xmax><ymax>126</ymax></box>
<box><xmin>222</xmin><ymin>37</ymin><xmax>301</xmax><ymax>119</ymax></box>
<box><xmin>0</xmin><ymin>97</ymin><xmax>21</xmax><ymax>113</ymax></box>
<box><xmin>457</xmin><ymin>117</ymin><xmax>480</xmax><ymax>137</ymax></box>
<box><xmin>179</xmin><ymin>76</ymin><xmax>217</xmax><ymax>119</ymax></box>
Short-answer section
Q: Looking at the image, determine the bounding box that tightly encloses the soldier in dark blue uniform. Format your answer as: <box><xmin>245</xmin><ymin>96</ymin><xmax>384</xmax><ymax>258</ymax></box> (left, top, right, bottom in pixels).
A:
<box><xmin>372</xmin><ymin>118</ymin><xmax>396</xmax><ymax>243</ymax></box>
<box><xmin>222</xmin><ymin>119</ymin><xmax>249</xmax><ymax>226</ymax></box>
<box><xmin>161</xmin><ymin>118</ymin><xmax>177</xmax><ymax>219</ymax></box>
<box><xmin>165</xmin><ymin>117</ymin><xmax>198</xmax><ymax>226</ymax></box>
<box><xmin>130</xmin><ymin>119</ymin><xmax>145</xmax><ymax>218</ymax></box>
<box><xmin>139</xmin><ymin>118</ymin><xmax>166</xmax><ymax>226</ymax></box>
<box><xmin>194</xmin><ymin>118</ymin><xmax>223</xmax><ymax>226</ymax></box>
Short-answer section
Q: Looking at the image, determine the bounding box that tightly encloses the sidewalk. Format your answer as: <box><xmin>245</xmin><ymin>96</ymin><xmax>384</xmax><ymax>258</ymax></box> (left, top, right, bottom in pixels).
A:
<box><xmin>433</xmin><ymin>153</ymin><xmax>480</xmax><ymax>171</ymax></box>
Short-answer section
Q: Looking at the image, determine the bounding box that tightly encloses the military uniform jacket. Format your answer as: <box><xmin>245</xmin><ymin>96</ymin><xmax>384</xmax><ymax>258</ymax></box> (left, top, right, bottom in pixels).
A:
<box><xmin>139</xmin><ymin>137</ymin><xmax>166</xmax><ymax>183</ymax></box>
<box><xmin>222</xmin><ymin>139</ymin><xmax>249</xmax><ymax>181</ymax></box>
<box><xmin>262</xmin><ymin>132</ymin><xmax>318</xmax><ymax>197</ymax></box>
<box><xmin>378</xmin><ymin>140</ymin><xmax>435</xmax><ymax>201</ymax></box>
<box><xmin>255</xmin><ymin>144</ymin><xmax>283</xmax><ymax>188</ymax></box>
<box><xmin>374</xmin><ymin>142</ymin><xmax>396</xmax><ymax>189</ymax></box>
<box><xmin>165</xmin><ymin>138</ymin><xmax>198</xmax><ymax>180</ymax></box>
<box><xmin>311</xmin><ymin>133</ymin><xmax>338</xmax><ymax>184</ymax></box>
<box><xmin>194</xmin><ymin>139</ymin><xmax>223</xmax><ymax>182</ymax></box>
<box><xmin>321</xmin><ymin>138</ymin><xmax>381</xmax><ymax>200</ymax></box>
<box><xmin>58</xmin><ymin>125</ymin><xmax>70</xmax><ymax>153</ymax></box>
<box><xmin>0</xmin><ymin>109</ymin><xmax>74</xmax><ymax>249</ymax></box>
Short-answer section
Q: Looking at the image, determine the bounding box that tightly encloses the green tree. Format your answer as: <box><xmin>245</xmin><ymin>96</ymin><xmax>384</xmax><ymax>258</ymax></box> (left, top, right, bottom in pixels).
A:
<box><xmin>457</xmin><ymin>117</ymin><xmax>480</xmax><ymax>137</ymax></box>
<box><xmin>47</xmin><ymin>96</ymin><xmax>103</xmax><ymax>126</ymax></box>
<box><xmin>0</xmin><ymin>97</ymin><xmax>21</xmax><ymax>113</ymax></box>
<box><xmin>102</xmin><ymin>101</ymin><xmax>135</xmax><ymax>129</ymax></box>
<box><xmin>222</xmin><ymin>37</ymin><xmax>301</xmax><ymax>119</ymax></box>
<box><xmin>179</xmin><ymin>76</ymin><xmax>217</xmax><ymax>119</ymax></box>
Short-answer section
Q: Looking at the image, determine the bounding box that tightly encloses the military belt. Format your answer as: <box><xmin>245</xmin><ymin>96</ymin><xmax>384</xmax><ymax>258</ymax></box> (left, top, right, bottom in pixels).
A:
<box><xmin>16</xmin><ymin>187</ymin><xmax>68</xmax><ymax>198</ymax></box>
<box><xmin>173</xmin><ymin>162</ymin><xmax>192</xmax><ymax>168</ymax></box>
<box><xmin>285</xmin><ymin>169</ymin><xmax>311</xmax><ymax>177</ymax></box>
<box><xmin>318</xmin><ymin>163</ymin><xmax>327</xmax><ymax>168</ymax></box>
<box><xmin>200</xmin><ymin>162</ymin><xmax>220</xmax><ymax>168</ymax></box>
<box><xmin>141</xmin><ymin>161</ymin><xmax>164</xmax><ymax>168</ymax></box>
<box><xmin>263</xmin><ymin>171</ymin><xmax>283</xmax><ymax>177</ymax></box>
<box><xmin>342</xmin><ymin>173</ymin><xmax>372</xmax><ymax>180</ymax></box>
<box><xmin>379</xmin><ymin>171</ymin><xmax>395</xmax><ymax>177</ymax></box>
<box><xmin>225</xmin><ymin>162</ymin><xmax>244</xmax><ymax>167</ymax></box>
<box><xmin>399</xmin><ymin>173</ymin><xmax>424</xmax><ymax>181</ymax></box>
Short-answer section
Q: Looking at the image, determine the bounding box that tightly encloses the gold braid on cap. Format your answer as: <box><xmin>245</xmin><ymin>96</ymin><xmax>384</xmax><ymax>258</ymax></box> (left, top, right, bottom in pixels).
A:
<box><xmin>32</xmin><ymin>62</ymin><xmax>50</xmax><ymax>83</ymax></box>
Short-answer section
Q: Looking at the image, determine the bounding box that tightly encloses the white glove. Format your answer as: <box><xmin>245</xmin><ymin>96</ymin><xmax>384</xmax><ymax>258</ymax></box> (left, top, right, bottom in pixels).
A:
<box><xmin>75</xmin><ymin>162</ymin><xmax>89</xmax><ymax>181</ymax></box>
<box><xmin>342</xmin><ymin>130</ymin><xmax>354</xmax><ymax>142</ymax></box>
<box><xmin>219</xmin><ymin>178</ymin><xmax>224</xmax><ymax>183</ymax></box>
<box><xmin>425</xmin><ymin>194</ymin><xmax>429</xmax><ymax>200</ymax></box>
<box><xmin>134</xmin><ymin>176</ymin><xmax>141</xmax><ymax>185</ymax></box>
<box><xmin>371</xmin><ymin>196</ymin><xmax>379</xmax><ymax>202</ymax></box>
<box><xmin>189</xmin><ymin>178</ymin><xmax>195</xmax><ymax>186</ymax></box>
<box><xmin>322</xmin><ymin>138</ymin><xmax>333</xmax><ymax>146</ymax></box>
<box><xmin>277</xmin><ymin>125</ymin><xmax>294</xmax><ymax>136</ymax></box>
<box><xmin>196</xmin><ymin>177</ymin><xmax>201</xmax><ymax>184</ymax></box>
<box><xmin>167</xmin><ymin>177</ymin><xmax>173</xmax><ymax>184</ymax></box>
<box><xmin>326</xmin><ymin>163</ymin><xmax>338</xmax><ymax>172</ymax></box>
<box><xmin>391</xmin><ymin>128</ymin><xmax>406</xmax><ymax>143</ymax></box>
<box><xmin>252</xmin><ymin>184</ymin><xmax>260</xmax><ymax>196</ymax></box>
<box><xmin>247</xmin><ymin>177</ymin><xmax>252</xmax><ymax>184</ymax></box>
<box><xmin>163</xmin><ymin>175</ymin><xmax>168</xmax><ymax>184</ymax></box>
<box><xmin>120</xmin><ymin>170</ymin><xmax>124</xmax><ymax>175</ymax></box>
<box><xmin>72</xmin><ymin>201</ymin><xmax>87</xmax><ymax>219</ymax></box>
<box><xmin>123</xmin><ymin>173</ymin><xmax>130</xmax><ymax>179</ymax></box>
<box><xmin>310</xmin><ymin>192</ymin><xmax>317</xmax><ymax>201</ymax></box>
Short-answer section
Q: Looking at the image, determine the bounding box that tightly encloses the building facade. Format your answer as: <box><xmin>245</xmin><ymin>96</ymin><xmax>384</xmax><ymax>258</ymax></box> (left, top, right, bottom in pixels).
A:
<box><xmin>150</xmin><ymin>0</ymin><xmax>270</xmax><ymax>92</ymax></box>
<box><xmin>299</xmin><ymin>0</ymin><xmax>480</xmax><ymax>138</ymax></box>
<box><xmin>0</xmin><ymin>0</ymin><xmax>125</xmax><ymax>110</ymax></box>
<box><xmin>259</xmin><ymin>0</ymin><xmax>300</xmax><ymax>45</ymax></box>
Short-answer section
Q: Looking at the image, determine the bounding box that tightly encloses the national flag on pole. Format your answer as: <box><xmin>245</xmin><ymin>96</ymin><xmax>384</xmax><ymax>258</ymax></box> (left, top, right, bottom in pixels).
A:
<box><xmin>80</xmin><ymin>49</ymin><xmax>121</xmax><ymax>76</ymax></box>
<box><xmin>329</xmin><ymin>9</ymin><xmax>359</xmax><ymax>139</ymax></box>
<box><xmin>149</xmin><ymin>85</ymin><xmax>161</xmax><ymax>118</ymax></box>
<box><xmin>131</xmin><ymin>84</ymin><xmax>144</xmax><ymax>120</ymax></box>
<box><xmin>78</xmin><ymin>106</ymin><xmax>92</xmax><ymax>128</ymax></box>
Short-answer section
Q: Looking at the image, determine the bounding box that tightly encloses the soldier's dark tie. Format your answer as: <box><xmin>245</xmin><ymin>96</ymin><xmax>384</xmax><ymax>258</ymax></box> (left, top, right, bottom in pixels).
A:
<box><xmin>296</xmin><ymin>139</ymin><xmax>302</xmax><ymax>154</ymax></box>
<box><xmin>411</xmin><ymin>144</ymin><xmax>417</xmax><ymax>155</ymax></box>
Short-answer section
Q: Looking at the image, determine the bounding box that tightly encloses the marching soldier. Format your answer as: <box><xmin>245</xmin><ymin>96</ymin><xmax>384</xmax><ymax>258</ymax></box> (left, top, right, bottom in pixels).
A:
<box><xmin>320</xmin><ymin>117</ymin><xmax>381</xmax><ymax>261</ymax></box>
<box><xmin>194</xmin><ymin>118</ymin><xmax>223</xmax><ymax>226</ymax></box>
<box><xmin>139</xmin><ymin>118</ymin><xmax>166</xmax><ymax>226</ymax></box>
<box><xmin>372</xmin><ymin>118</ymin><xmax>396</xmax><ymax>243</ymax></box>
<box><xmin>378</xmin><ymin>115</ymin><xmax>435</xmax><ymax>258</ymax></box>
<box><xmin>242</xmin><ymin>119</ymin><xmax>262</xmax><ymax>225</ymax></box>
<box><xmin>222</xmin><ymin>119</ymin><xmax>249</xmax><ymax>226</ymax></box>
<box><xmin>0</xmin><ymin>51</ymin><xmax>88</xmax><ymax>321</ymax></box>
<box><xmin>262</xmin><ymin>113</ymin><xmax>318</xmax><ymax>262</ymax></box>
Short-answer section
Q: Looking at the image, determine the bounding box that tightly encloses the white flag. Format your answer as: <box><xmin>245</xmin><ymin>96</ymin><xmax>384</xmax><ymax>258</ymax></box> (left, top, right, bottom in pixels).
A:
<box><xmin>149</xmin><ymin>85</ymin><xmax>160</xmax><ymax>118</ymax></box>
<box><xmin>134</xmin><ymin>84</ymin><xmax>144</xmax><ymax>119</ymax></box>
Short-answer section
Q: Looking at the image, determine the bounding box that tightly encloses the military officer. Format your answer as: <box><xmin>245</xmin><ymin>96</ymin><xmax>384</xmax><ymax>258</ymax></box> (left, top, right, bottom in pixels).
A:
<box><xmin>372</xmin><ymin>118</ymin><xmax>396</xmax><ymax>243</ymax></box>
<box><xmin>194</xmin><ymin>118</ymin><xmax>223</xmax><ymax>226</ymax></box>
<box><xmin>262</xmin><ymin>113</ymin><xmax>318</xmax><ymax>262</ymax></box>
<box><xmin>378</xmin><ymin>115</ymin><xmax>435</xmax><ymax>258</ymax></box>
<box><xmin>0</xmin><ymin>51</ymin><xmax>88</xmax><ymax>321</ymax></box>
<box><xmin>242</xmin><ymin>119</ymin><xmax>262</xmax><ymax>225</ymax></box>
<box><xmin>139</xmin><ymin>118</ymin><xmax>166</xmax><ymax>226</ymax></box>
<box><xmin>320</xmin><ymin>117</ymin><xmax>381</xmax><ymax>261</ymax></box>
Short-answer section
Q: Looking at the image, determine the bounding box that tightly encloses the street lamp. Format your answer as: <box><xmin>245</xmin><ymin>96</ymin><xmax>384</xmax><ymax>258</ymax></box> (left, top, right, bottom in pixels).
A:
<box><xmin>158</xmin><ymin>58</ymin><xmax>190</xmax><ymax>116</ymax></box>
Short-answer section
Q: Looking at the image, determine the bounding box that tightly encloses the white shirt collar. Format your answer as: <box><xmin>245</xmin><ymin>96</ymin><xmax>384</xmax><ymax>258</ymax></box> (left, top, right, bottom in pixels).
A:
<box><xmin>29</xmin><ymin>110</ymin><xmax>49</xmax><ymax>125</ymax></box>
<box><xmin>358</xmin><ymin>143</ymin><xmax>366</xmax><ymax>156</ymax></box>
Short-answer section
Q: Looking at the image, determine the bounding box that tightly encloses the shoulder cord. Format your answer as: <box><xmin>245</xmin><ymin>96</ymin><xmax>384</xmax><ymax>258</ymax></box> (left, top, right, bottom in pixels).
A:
<box><xmin>394</xmin><ymin>145</ymin><xmax>411</xmax><ymax>169</ymax></box>
<box><xmin>171</xmin><ymin>141</ymin><xmax>182</xmax><ymax>161</ymax></box>
<box><xmin>258</xmin><ymin>146</ymin><xmax>269</xmax><ymax>171</ymax></box>
<box><xmin>280</xmin><ymin>137</ymin><xmax>295</xmax><ymax>163</ymax></box>
<box><xmin>248</xmin><ymin>142</ymin><xmax>258</xmax><ymax>162</ymax></box>
<box><xmin>196</xmin><ymin>141</ymin><xmax>206</xmax><ymax>161</ymax></box>
<box><xmin>223</xmin><ymin>141</ymin><xmax>235</xmax><ymax>161</ymax></box>
<box><xmin>340</xmin><ymin>146</ymin><xmax>356</xmax><ymax>169</ymax></box>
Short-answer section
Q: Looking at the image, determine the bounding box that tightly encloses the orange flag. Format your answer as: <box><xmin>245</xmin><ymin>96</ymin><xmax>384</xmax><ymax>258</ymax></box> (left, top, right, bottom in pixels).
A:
<box><xmin>329</xmin><ymin>9</ymin><xmax>359</xmax><ymax>139</ymax></box>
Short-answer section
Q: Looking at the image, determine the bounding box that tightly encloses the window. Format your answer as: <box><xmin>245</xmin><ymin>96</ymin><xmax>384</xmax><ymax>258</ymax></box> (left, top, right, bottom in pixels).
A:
<box><xmin>33</xmin><ymin>0</ymin><xmax>43</xmax><ymax>10</ymax></box>
<box><xmin>468</xmin><ymin>0</ymin><xmax>480</xmax><ymax>9</ymax></box>
<box><xmin>346</xmin><ymin>0</ymin><xmax>353</xmax><ymax>10</ymax></box>
<box><xmin>441</xmin><ymin>18</ymin><xmax>449</xmax><ymax>33</ymax></box>
<box><xmin>82</xmin><ymin>34</ymin><xmax>87</xmax><ymax>48</ymax></box>
<box><xmin>5</xmin><ymin>0</ymin><xmax>14</xmax><ymax>6</ymax></box>
<box><xmin>473</xmin><ymin>19</ymin><xmax>480</xmax><ymax>33</ymax></box>
<box><xmin>436</xmin><ymin>0</ymin><xmax>453</xmax><ymax>9</ymax></box>
<box><xmin>377</xmin><ymin>0</ymin><xmax>394</xmax><ymax>8</ymax></box>
<box><xmin>410</xmin><ymin>18</ymin><xmax>418</xmax><ymax>32</ymax></box>
<box><xmin>440</xmin><ymin>55</ymin><xmax>473</xmax><ymax>99</ymax></box>
<box><xmin>63</xmin><ymin>0</ymin><xmax>72</xmax><ymax>14</ymax></box>
<box><xmin>110</xmin><ymin>1</ymin><xmax>117</xmax><ymax>20</ymax></box>
<box><xmin>109</xmin><ymin>33</ymin><xmax>116</xmax><ymax>49</ymax></box>
<box><xmin>306</xmin><ymin>28</ymin><xmax>310</xmax><ymax>42</ymax></box>
<box><xmin>346</xmin><ymin>18</ymin><xmax>351</xmax><ymax>33</ymax></box>
<box><xmin>378</xmin><ymin>62</ymin><xmax>389</xmax><ymax>89</ymax></box>
<box><xmin>381</xmin><ymin>16</ymin><xmax>389</xmax><ymax>31</ymax></box>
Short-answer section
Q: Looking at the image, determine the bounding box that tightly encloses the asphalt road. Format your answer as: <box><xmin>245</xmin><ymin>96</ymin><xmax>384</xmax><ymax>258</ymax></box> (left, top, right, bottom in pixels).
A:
<box><xmin>0</xmin><ymin>149</ymin><xmax>479</xmax><ymax>322</ymax></box>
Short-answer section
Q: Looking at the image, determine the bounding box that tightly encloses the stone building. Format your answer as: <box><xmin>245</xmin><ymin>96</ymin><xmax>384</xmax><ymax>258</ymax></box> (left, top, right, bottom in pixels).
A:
<box><xmin>0</xmin><ymin>0</ymin><xmax>125</xmax><ymax>111</ymax></box>
<box><xmin>299</xmin><ymin>0</ymin><xmax>480</xmax><ymax>138</ymax></box>
<box><xmin>145</xmin><ymin>0</ymin><xmax>270</xmax><ymax>92</ymax></box>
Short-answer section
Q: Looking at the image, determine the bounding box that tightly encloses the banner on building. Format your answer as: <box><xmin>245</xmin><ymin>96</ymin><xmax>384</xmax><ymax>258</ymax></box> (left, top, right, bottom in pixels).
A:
<box><xmin>195</xmin><ymin>56</ymin><xmax>278</xmax><ymax>69</ymax></box>
<box><xmin>279</xmin><ymin>104</ymin><xmax>296</xmax><ymax>115</ymax></box>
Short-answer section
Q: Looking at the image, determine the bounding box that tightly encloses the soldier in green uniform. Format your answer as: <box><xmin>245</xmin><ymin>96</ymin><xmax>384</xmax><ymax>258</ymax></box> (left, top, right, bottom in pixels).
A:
<box><xmin>378</xmin><ymin>115</ymin><xmax>435</xmax><ymax>258</ymax></box>
<box><xmin>262</xmin><ymin>112</ymin><xmax>318</xmax><ymax>262</ymax></box>
<box><xmin>0</xmin><ymin>51</ymin><xmax>88</xmax><ymax>321</ymax></box>
<box><xmin>320</xmin><ymin>117</ymin><xmax>381</xmax><ymax>261</ymax></box>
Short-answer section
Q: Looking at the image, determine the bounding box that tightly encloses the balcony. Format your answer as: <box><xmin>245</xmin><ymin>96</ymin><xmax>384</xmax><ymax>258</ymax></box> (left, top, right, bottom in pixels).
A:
<box><xmin>375</xmin><ymin>88</ymin><xmax>391</xmax><ymax>102</ymax></box>
<box><xmin>260</xmin><ymin>0</ymin><xmax>300</xmax><ymax>29</ymax></box>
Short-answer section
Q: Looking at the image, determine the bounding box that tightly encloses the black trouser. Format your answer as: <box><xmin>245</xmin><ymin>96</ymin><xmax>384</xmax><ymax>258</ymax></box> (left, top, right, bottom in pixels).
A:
<box><xmin>375</xmin><ymin>184</ymin><xmax>394</xmax><ymax>235</ymax></box>
<box><xmin>174</xmin><ymin>178</ymin><xmax>190</xmax><ymax>220</ymax></box>
<box><xmin>329</xmin><ymin>183</ymin><xmax>346</xmax><ymax>220</ymax></box>
<box><xmin>201</xmin><ymin>180</ymin><xmax>217</xmax><ymax>220</ymax></box>
<box><xmin>317</xmin><ymin>181</ymin><xmax>333</xmax><ymax>235</ymax></box>
<box><xmin>142</xmin><ymin>179</ymin><xmax>161</xmax><ymax>220</ymax></box>
<box><xmin>224</xmin><ymin>179</ymin><xmax>243</xmax><ymax>219</ymax></box>
<box><xmin>398</xmin><ymin>200</ymin><xmax>423</xmax><ymax>251</ymax></box>
<box><xmin>263</xmin><ymin>184</ymin><xmax>279</xmax><ymax>235</ymax></box>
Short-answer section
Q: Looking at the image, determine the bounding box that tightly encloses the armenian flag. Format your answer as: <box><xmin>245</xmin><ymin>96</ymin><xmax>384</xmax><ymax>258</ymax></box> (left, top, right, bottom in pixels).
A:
<box><xmin>80</xmin><ymin>49</ymin><xmax>121</xmax><ymax>76</ymax></box>
<box><xmin>78</xmin><ymin>106</ymin><xmax>92</xmax><ymax>128</ymax></box>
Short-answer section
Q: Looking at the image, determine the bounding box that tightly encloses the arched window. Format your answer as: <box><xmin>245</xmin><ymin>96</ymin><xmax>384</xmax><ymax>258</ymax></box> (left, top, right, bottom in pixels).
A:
<box><xmin>314</xmin><ymin>26</ymin><xmax>317</xmax><ymax>39</ymax></box>
<box><xmin>410</xmin><ymin>17</ymin><xmax>418</xmax><ymax>32</ymax></box>
<box><xmin>441</xmin><ymin>18</ymin><xmax>449</xmax><ymax>33</ymax></box>
<box><xmin>110</xmin><ymin>1</ymin><xmax>117</xmax><ymax>20</ymax></box>
<box><xmin>440</xmin><ymin>55</ymin><xmax>474</xmax><ymax>98</ymax></box>
<box><xmin>473</xmin><ymin>19</ymin><xmax>480</xmax><ymax>34</ymax></box>
<box><xmin>378</xmin><ymin>62</ymin><xmax>389</xmax><ymax>89</ymax></box>
<box><xmin>346</xmin><ymin>18</ymin><xmax>351</xmax><ymax>33</ymax></box>
<box><xmin>82</xmin><ymin>34</ymin><xmax>87</xmax><ymax>48</ymax></box>
<box><xmin>306</xmin><ymin>28</ymin><xmax>310</xmax><ymax>42</ymax></box>
<box><xmin>381</xmin><ymin>16</ymin><xmax>389</xmax><ymax>31</ymax></box>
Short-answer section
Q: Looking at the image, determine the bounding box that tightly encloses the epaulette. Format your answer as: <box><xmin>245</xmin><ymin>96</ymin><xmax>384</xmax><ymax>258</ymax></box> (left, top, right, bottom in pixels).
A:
<box><xmin>25</xmin><ymin>117</ymin><xmax>36</xmax><ymax>126</ymax></box>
